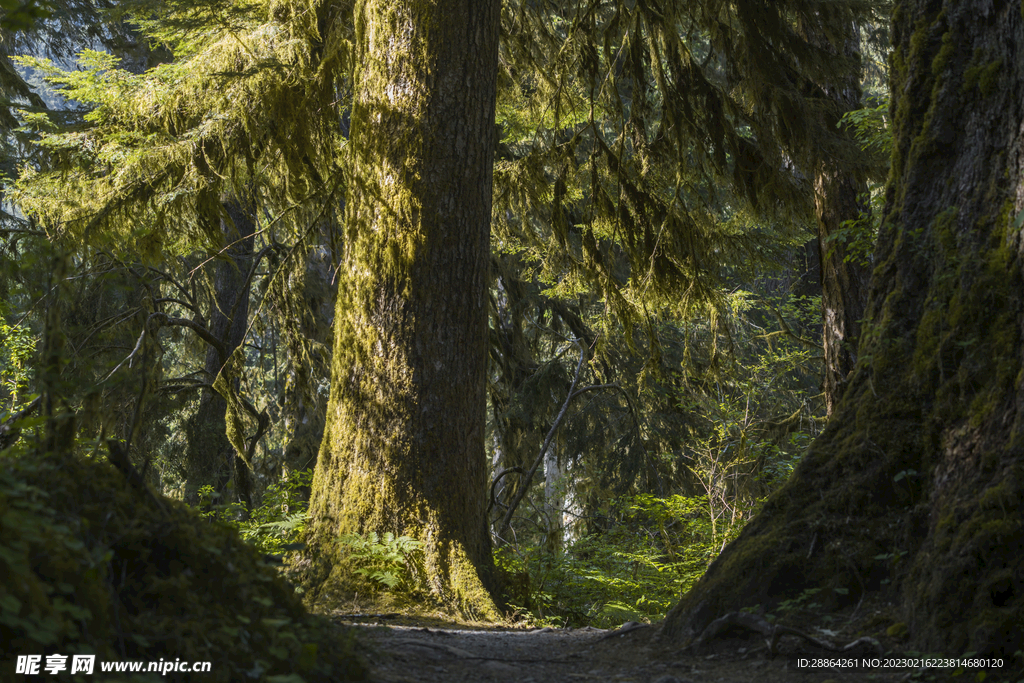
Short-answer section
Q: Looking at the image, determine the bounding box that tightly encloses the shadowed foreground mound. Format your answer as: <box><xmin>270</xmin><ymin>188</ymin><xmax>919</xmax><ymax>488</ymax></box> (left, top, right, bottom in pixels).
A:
<box><xmin>0</xmin><ymin>446</ymin><xmax>365</xmax><ymax>682</ymax></box>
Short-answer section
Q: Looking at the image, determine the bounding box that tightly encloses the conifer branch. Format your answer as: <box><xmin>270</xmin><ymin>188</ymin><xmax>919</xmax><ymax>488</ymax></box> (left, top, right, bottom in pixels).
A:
<box><xmin>764</xmin><ymin>303</ymin><xmax>819</xmax><ymax>349</ymax></box>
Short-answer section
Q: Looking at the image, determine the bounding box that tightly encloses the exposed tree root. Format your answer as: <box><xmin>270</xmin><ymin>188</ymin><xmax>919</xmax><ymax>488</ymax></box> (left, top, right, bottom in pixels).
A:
<box><xmin>688</xmin><ymin>611</ymin><xmax>882</xmax><ymax>657</ymax></box>
<box><xmin>596</xmin><ymin>621</ymin><xmax>651</xmax><ymax>642</ymax></box>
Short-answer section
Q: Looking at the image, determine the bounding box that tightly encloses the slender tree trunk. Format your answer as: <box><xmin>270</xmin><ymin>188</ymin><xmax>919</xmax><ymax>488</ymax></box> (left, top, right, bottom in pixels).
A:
<box><xmin>663</xmin><ymin>0</ymin><xmax>1024</xmax><ymax>663</ymax></box>
<box><xmin>543</xmin><ymin>443</ymin><xmax>565</xmax><ymax>553</ymax></box>
<box><xmin>303</xmin><ymin>0</ymin><xmax>502</xmax><ymax>618</ymax></box>
<box><xmin>815</xmin><ymin>169</ymin><xmax>870</xmax><ymax>416</ymax></box>
<box><xmin>808</xmin><ymin>21</ymin><xmax>872</xmax><ymax>416</ymax></box>
<box><xmin>280</xmin><ymin>243</ymin><xmax>334</xmax><ymax>495</ymax></box>
<box><xmin>184</xmin><ymin>199</ymin><xmax>255</xmax><ymax>506</ymax></box>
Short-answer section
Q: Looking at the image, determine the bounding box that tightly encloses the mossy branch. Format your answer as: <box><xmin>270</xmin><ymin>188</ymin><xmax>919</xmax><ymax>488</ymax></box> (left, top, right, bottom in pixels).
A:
<box><xmin>764</xmin><ymin>303</ymin><xmax>819</xmax><ymax>349</ymax></box>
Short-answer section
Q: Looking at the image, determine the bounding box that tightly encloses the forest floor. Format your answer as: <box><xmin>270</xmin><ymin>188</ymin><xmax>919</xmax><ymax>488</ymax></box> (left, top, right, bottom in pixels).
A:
<box><xmin>330</xmin><ymin>602</ymin><xmax>930</xmax><ymax>683</ymax></box>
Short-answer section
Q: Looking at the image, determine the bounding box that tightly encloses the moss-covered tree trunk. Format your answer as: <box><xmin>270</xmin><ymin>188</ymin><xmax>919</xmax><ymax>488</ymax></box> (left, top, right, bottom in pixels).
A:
<box><xmin>279</xmin><ymin>244</ymin><xmax>335</xmax><ymax>494</ymax></box>
<box><xmin>815</xmin><ymin>167</ymin><xmax>869</xmax><ymax>417</ymax></box>
<box><xmin>663</xmin><ymin>0</ymin><xmax>1024</xmax><ymax>662</ymax></box>
<box><xmin>184</xmin><ymin>199</ymin><xmax>255</xmax><ymax>506</ymax></box>
<box><xmin>303</xmin><ymin>0</ymin><xmax>501</xmax><ymax>618</ymax></box>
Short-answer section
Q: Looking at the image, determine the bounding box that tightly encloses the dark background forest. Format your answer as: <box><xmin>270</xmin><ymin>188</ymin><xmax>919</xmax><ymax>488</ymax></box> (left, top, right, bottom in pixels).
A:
<box><xmin>1</xmin><ymin>0</ymin><xmax>1022</xmax><ymax>681</ymax></box>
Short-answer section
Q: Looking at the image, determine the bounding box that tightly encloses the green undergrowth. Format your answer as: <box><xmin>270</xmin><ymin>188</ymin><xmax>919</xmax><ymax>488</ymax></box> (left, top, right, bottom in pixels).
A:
<box><xmin>198</xmin><ymin>475</ymin><xmax>437</xmax><ymax>616</ymax></box>
<box><xmin>335</xmin><ymin>532</ymin><xmax>426</xmax><ymax>594</ymax></box>
<box><xmin>0</xmin><ymin>442</ymin><xmax>365</xmax><ymax>682</ymax></box>
<box><xmin>494</xmin><ymin>493</ymin><xmax>750</xmax><ymax>628</ymax></box>
<box><xmin>196</xmin><ymin>468</ymin><xmax>313</xmax><ymax>557</ymax></box>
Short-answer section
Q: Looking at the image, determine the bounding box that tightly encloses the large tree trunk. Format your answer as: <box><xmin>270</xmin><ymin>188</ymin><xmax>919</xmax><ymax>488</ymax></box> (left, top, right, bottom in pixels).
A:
<box><xmin>303</xmin><ymin>0</ymin><xmax>502</xmax><ymax>618</ymax></box>
<box><xmin>663</xmin><ymin>0</ymin><xmax>1024</xmax><ymax>663</ymax></box>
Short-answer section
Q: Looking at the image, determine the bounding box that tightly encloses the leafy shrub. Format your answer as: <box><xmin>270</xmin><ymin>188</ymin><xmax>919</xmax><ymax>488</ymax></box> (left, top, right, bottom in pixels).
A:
<box><xmin>0</xmin><ymin>302</ymin><xmax>35</xmax><ymax>413</ymax></box>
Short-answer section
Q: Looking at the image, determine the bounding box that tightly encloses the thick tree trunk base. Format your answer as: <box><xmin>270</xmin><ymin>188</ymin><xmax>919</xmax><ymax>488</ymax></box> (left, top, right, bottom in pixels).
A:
<box><xmin>661</xmin><ymin>385</ymin><xmax>1024</xmax><ymax>663</ymax></box>
<box><xmin>663</xmin><ymin>0</ymin><xmax>1024</xmax><ymax>663</ymax></box>
<box><xmin>297</xmin><ymin>521</ymin><xmax>499</xmax><ymax>622</ymax></box>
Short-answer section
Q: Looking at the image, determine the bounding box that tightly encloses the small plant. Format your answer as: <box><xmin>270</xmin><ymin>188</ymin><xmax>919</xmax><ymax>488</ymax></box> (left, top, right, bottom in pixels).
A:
<box><xmin>336</xmin><ymin>531</ymin><xmax>425</xmax><ymax>593</ymax></box>
<box><xmin>772</xmin><ymin>587</ymin><xmax>824</xmax><ymax>621</ymax></box>
<box><xmin>194</xmin><ymin>469</ymin><xmax>313</xmax><ymax>555</ymax></box>
<box><xmin>0</xmin><ymin>304</ymin><xmax>36</xmax><ymax>413</ymax></box>
<box><xmin>600</xmin><ymin>600</ymin><xmax>646</xmax><ymax>623</ymax></box>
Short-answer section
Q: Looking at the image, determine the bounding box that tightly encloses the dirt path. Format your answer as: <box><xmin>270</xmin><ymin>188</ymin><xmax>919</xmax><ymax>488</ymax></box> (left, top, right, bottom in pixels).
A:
<box><xmin>339</xmin><ymin>615</ymin><xmax>918</xmax><ymax>683</ymax></box>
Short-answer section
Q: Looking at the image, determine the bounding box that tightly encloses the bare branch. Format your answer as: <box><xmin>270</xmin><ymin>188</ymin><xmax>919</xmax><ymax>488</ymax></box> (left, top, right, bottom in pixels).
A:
<box><xmin>486</xmin><ymin>466</ymin><xmax>523</xmax><ymax>517</ymax></box>
<box><xmin>102</xmin><ymin>327</ymin><xmax>147</xmax><ymax>381</ymax></box>
<box><xmin>153</xmin><ymin>297</ymin><xmax>198</xmax><ymax>313</ymax></box>
<box><xmin>0</xmin><ymin>397</ymin><xmax>42</xmax><ymax>449</ymax></box>
<box><xmin>495</xmin><ymin>338</ymin><xmax>588</xmax><ymax>544</ymax></box>
<box><xmin>152</xmin><ymin>312</ymin><xmax>229</xmax><ymax>360</ymax></box>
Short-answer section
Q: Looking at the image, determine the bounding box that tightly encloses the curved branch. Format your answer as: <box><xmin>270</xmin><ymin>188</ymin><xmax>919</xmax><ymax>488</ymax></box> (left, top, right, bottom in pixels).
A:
<box><xmin>486</xmin><ymin>466</ymin><xmax>524</xmax><ymax>517</ymax></box>
<box><xmin>151</xmin><ymin>312</ymin><xmax>229</xmax><ymax>360</ymax></box>
<box><xmin>764</xmin><ymin>303</ymin><xmax>819</xmax><ymax>349</ymax></box>
<box><xmin>495</xmin><ymin>339</ymin><xmax>587</xmax><ymax>545</ymax></box>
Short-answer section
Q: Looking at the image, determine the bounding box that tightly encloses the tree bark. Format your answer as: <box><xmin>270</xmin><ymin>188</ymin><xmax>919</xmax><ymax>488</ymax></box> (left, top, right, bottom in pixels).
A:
<box><xmin>303</xmin><ymin>0</ymin><xmax>502</xmax><ymax>618</ymax></box>
<box><xmin>663</xmin><ymin>0</ymin><xmax>1024</xmax><ymax>663</ymax></box>
<box><xmin>543</xmin><ymin>443</ymin><xmax>565</xmax><ymax>553</ymax></box>
<box><xmin>812</xmin><ymin>27</ymin><xmax>872</xmax><ymax>417</ymax></box>
<box><xmin>815</xmin><ymin>167</ymin><xmax>870</xmax><ymax>417</ymax></box>
<box><xmin>183</xmin><ymin>199</ymin><xmax>255</xmax><ymax>506</ymax></box>
<box><xmin>279</xmin><ymin>243</ymin><xmax>335</xmax><ymax>495</ymax></box>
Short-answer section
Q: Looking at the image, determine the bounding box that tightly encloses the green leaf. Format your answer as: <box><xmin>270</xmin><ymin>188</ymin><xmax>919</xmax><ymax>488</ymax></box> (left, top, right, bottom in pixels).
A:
<box><xmin>0</xmin><ymin>594</ymin><xmax>22</xmax><ymax>614</ymax></box>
